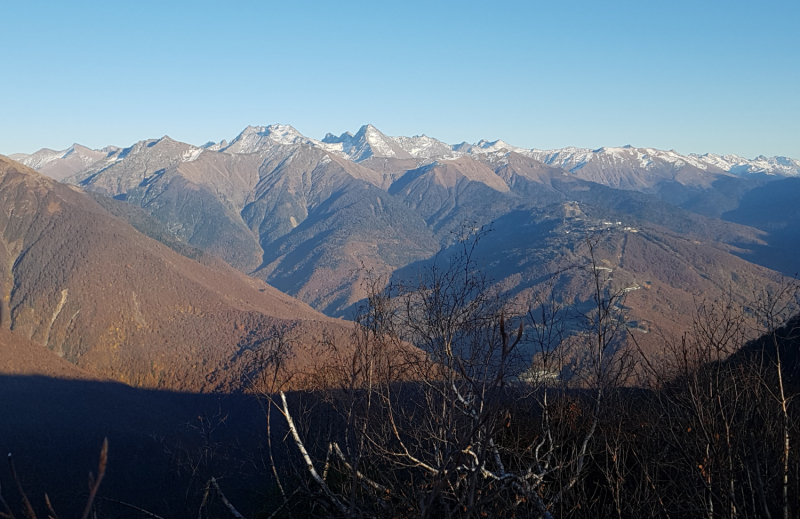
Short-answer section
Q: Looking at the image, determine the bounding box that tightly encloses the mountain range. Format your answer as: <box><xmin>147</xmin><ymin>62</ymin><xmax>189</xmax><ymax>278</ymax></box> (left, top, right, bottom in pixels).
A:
<box><xmin>13</xmin><ymin>124</ymin><xmax>800</xmax><ymax>181</ymax></box>
<box><xmin>4</xmin><ymin>123</ymin><xmax>799</xmax><ymax>388</ymax></box>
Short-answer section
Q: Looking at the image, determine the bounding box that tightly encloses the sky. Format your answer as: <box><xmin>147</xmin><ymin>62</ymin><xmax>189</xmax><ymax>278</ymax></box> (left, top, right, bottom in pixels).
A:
<box><xmin>2</xmin><ymin>0</ymin><xmax>798</xmax><ymax>158</ymax></box>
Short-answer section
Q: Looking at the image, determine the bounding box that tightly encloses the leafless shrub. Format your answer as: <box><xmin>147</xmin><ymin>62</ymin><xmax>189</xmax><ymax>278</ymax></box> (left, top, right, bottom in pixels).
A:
<box><xmin>0</xmin><ymin>439</ymin><xmax>107</xmax><ymax>519</ymax></box>
<box><xmin>251</xmin><ymin>232</ymin><xmax>636</xmax><ymax>518</ymax></box>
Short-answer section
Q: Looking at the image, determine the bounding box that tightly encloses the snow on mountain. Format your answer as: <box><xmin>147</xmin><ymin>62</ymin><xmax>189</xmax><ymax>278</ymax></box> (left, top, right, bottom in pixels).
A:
<box><xmin>222</xmin><ymin>124</ymin><xmax>312</xmax><ymax>154</ymax></box>
<box><xmin>122</xmin><ymin>135</ymin><xmax>203</xmax><ymax>163</ymax></box>
<box><xmin>522</xmin><ymin>146</ymin><xmax>595</xmax><ymax>171</ymax></box>
<box><xmin>62</xmin><ymin>135</ymin><xmax>210</xmax><ymax>199</ymax></box>
<box><xmin>99</xmin><ymin>145</ymin><xmax>121</xmax><ymax>155</ymax></box>
<box><xmin>12</xmin><ymin>123</ymin><xmax>799</xmax><ymax>184</ymax></box>
<box><xmin>339</xmin><ymin>125</ymin><xmax>413</xmax><ymax>162</ymax></box>
<box><xmin>689</xmin><ymin>153</ymin><xmax>800</xmax><ymax>177</ymax></box>
<box><xmin>309</xmin><ymin>125</ymin><xmax>411</xmax><ymax>162</ymax></box>
<box><xmin>17</xmin><ymin>148</ymin><xmax>63</xmax><ymax>169</ymax></box>
<box><xmin>313</xmin><ymin>138</ymin><xmax>347</xmax><ymax>155</ymax></box>
<box><xmin>521</xmin><ymin>145</ymin><xmax>717</xmax><ymax>174</ymax></box>
<box><xmin>181</xmin><ymin>147</ymin><xmax>204</xmax><ymax>162</ymax></box>
<box><xmin>321</xmin><ymin>131</ymin><xmax>353</xmax><ymax>144</ymax></box>
<box><xmin>203</xmin><ymin>124</ymin><xmax>800</xmax><ymax>181</ymax></box>
<box><xmin>637</xmin><ymin>148</ymin><xmax>713</xmax><ymax>170</ymax></box>
<box><xmin>470</xmin><ymin>142</ymin><xmax>798</xmax><ymax>179</ymax></box>
<box><xmin>451</xmin><ymin>139</ymin><xmax>527</xmax><ymax>156</ymax></box>
<box><xmin>18</xmin><ymin>144</ymin><xmax>104</xmax><ymax>170</ymax></box>
<box><xmin>451</xmin><ymin>142</ymin><xmax>474</xmax><ymax>154</ymax></box>
<box><xmin>14</xmin><ymin>144</ymin><xmax>109</xmax><ymax>180</ymax></box>
<box><xmin>475</xmin><ymin>139</ymin><xmax>529</xmax><ymax>155</ymax></box>
<box><xmin>391</xmin><ymin>134</ymin><xmax>459</xmax><ymax>159</ymax></box>
<box><xmin>352</xmin><ymin>125</ymin><xmax>404</xmax><ymax>160</ymax></box>
<box><xmin>215</xmin><ymin>124</ymin><xmax>447</xmax><ymax>162</ymax></box>
<box><xmin>201</xmin><ymin>140</ymin><xmax>228</xmax><ymax>152</ymax></box>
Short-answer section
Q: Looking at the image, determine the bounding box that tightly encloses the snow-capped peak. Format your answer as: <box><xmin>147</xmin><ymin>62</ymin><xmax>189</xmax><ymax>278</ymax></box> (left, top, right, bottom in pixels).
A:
<box><xmin>17</xmin><ymin>143</ymin><xmax>107</xmax><ymax>170</ymax></box>
<box><xmin>390</xmin><ymin>134</ymin><xmax>460</xmax><ymax>160</ymax></box>
<box><xmin>263</xmin><ymin>124</ymin><xmax>307</xmax><ymax>145</ymax></box>
<box><xmin>688</xmin><ymin>153</ymin><xmax>800</xmax><ymax>177</ymax></box>
<box><xmin>314</xmin><ymin>124</ymin><xmax>413</xmax><ymax>162</ymax></box>
<box><xmin>12</xmin><ymin>124</ymin><xmax>798</xmax><ymax>182</ymax></box>
<box><xmin>518</xmin><ymin>145</ymin><xmax>720</xmax><ymax>173</ymax></box>
<box><xmin>468</xmin><ymin>139</ymin><xmax>528</xmax><ymax>155</ymax></box>
<box><xmin>321</xmin><ymin>131</ymin><xmax>354</xmax><ymax>144</ymax></box>
<box><xmin>222</xmin><ymin>124</ymin><xmax>312</xmax><ymax>154</ymax></box>
<box><xmin>202</xmin><ymin>140</ymin><xmax>228</xmax><ymax>152</ymax></box>
<box><xmin>343</xmin><ymin>124</ymin><xmax>395</xmax><ymax>161</ymax></box>
<box><xmin>180</xmin><ymin>147</ymin><xmax>203</xmax><ymax>162</ymax></box>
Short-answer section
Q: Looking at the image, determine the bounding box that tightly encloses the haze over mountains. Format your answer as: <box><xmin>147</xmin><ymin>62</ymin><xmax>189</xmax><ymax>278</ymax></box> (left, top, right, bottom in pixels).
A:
<box><xmin>5</xmin><ymin>123</ymin><xmax>799</xmax><ymax>388</ymax></box>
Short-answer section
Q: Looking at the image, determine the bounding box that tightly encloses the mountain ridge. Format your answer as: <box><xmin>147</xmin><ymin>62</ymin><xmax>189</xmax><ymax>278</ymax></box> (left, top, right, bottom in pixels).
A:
<box><xmin>13</xmin><ymin>124</ymin><xmax>799</xmax><ymax>322</ymax></box>
<box><xmin>0</xmin><ymin>154</ymin><xmax>348</xmax><ymax>391</ymax></box>
<box><xmin>18</xmin><ymin>123</ymin><xmax>798</xmax><ymax>182</ymax></box>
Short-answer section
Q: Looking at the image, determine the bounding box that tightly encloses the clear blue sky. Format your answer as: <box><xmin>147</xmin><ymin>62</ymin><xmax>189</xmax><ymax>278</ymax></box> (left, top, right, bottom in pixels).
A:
<box><xmin>2</xmin><ymin>0</ymin><xmax>798</xmax><ymax>158</ymax></box>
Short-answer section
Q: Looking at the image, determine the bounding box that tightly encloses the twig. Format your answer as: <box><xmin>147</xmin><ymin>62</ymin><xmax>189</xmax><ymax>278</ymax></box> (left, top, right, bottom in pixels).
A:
<box><xmin>7</xmin><ymin>454</ymin><xmax>37</xmax><ymax>519</ymax></box>
<box><xmin>80</xmin><ymin>438</ymin><xmax>107</xmax><ymax>519</ymax></box>
<box><xmin>279</xmin><ymin>392</ymin><xmax>349</xmax><ymax>516</ymax></box>
<box><xmin>197</xmin><ymin>481</ymin><xmax>210</xmax><ymax>519</ymax></box>
<box><xmin>322</xmin><ymin>443</ymin><xmax>333</xmax><ymax>482</ymax></box>
<box><xmin>209</xmin><ymin>478</ymin><xmax>246</xmax><ymax>519</ymax></box>
<box><xmin>94</xmin><ymin>497</ymin><xmax>165</xmax><ymax>519</ymax></box>
<box><xmin>331</xmin><ymin>443</ymin><xmax>390</xmax><ymax>494</ymax></box>
<box><xmin>43</xmin><ymin>494</ymin><xmax>58</xmax><ymax>519</ymax></box>
<box><xmin>0</xmin><ymin>481</ymin><xmax>17</xmax><ymax>519</ymax></box>
<box><xmin>263</xmin><ymin>489</ymin><xmax>300</xmax><ymax>519</ymax></box>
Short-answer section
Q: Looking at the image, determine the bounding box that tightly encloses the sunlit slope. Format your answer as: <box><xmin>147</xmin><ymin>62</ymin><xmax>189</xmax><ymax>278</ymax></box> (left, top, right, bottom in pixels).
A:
<box><xmin>0</xmin><ymin>155</ymin><xmax>343</xmax><ymax>391</ymax></box>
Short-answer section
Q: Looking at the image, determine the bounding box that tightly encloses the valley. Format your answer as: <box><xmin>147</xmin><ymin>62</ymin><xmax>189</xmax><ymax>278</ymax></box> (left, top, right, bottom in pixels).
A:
<box><xmin>5</xmin><ymin>1</ymin><xmax>798</xmax><ymax>515</ymax></box>
<box><xmin>2</xmin><ymin>124</ymin><xmax>799</xmax><ymax>518</ymax></box>
<box><xmin>4</xmin><ymin>122</ymin><xmax>796</xmax><ymax>388</ymax></box>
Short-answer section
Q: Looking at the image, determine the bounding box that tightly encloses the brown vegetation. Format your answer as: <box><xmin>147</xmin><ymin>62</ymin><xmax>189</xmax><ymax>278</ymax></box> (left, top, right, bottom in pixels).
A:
<box><xmin>0</xmin><ymin>155</ymin><xmax>348</xmax><ymax>391</ymax></box>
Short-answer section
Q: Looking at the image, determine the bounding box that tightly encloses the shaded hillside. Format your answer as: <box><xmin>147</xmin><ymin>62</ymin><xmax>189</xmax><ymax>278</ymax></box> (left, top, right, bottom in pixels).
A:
<box><xmin>0</xmin><ymin>155</ymin><xmax>345</xmax><ymax>391</ymax></box>
<box><xmin>388</xmin><ymin>156</ymin><xmax>518</xmax><ymax>237</ymax></box>
<box><xmin>678</xmin><ymin>175</ymin><xmax>768</xmax><ymax>218</ymax></box>
<box><xmin>181</xmin><ymin>140</ymin><xmax>438</xmax><ymax>315</ymax></box>
<box><xmin>88</xmin><ymin>191</ymin><xmax>208</xmax><ymax>261</ymax></box>
<box><xmin>0</xmin><ymin>375</ymin><xmax>268</xmax><ymax>519</ymax></box>
<box><xmin>722</xmin><ymin>176</ymin><xmax>800</xmax><ymax>276</ymax></box>
<box><xmin>63</xmin><ymin>137</ymin><xmax>264</xmax><ymax>272</ymax></box>
<box><xmin>390</xmin><ymin>202</ymin><xmax>785</xmax><ymax>356</ymax></box>
<box><xmin>733</xmin><ymin>313</ymin><xmax>800</xmax><ymax>385</ymax></box>
<box><xmin>545</xmin><ymin>176</ymin><xmax>766</xmax><ymax>247</ymax></box>
<box><xmin>63</xmin><ymin>132</ymin><xmax>440</xmax><ymax>315</ymax></box>
<box><xmin>255</xmin><ymin>180</ymin><xmax>438</xmax><ymax>315</ymax></box>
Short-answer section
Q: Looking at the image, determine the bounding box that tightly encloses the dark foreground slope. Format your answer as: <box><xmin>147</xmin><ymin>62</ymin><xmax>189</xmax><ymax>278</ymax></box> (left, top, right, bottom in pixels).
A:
<box><xmin>0</xmin><ymin>374</ymin><xmax>268</xmax><ymax>519</ymax></box>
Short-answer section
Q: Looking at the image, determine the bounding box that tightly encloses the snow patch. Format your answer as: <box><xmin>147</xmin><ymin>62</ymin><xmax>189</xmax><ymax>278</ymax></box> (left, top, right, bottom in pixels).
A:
<box><xmin>181</xmin><ymin>148</ymin><xmax>203</xmax><ymax>162</ymax></box>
